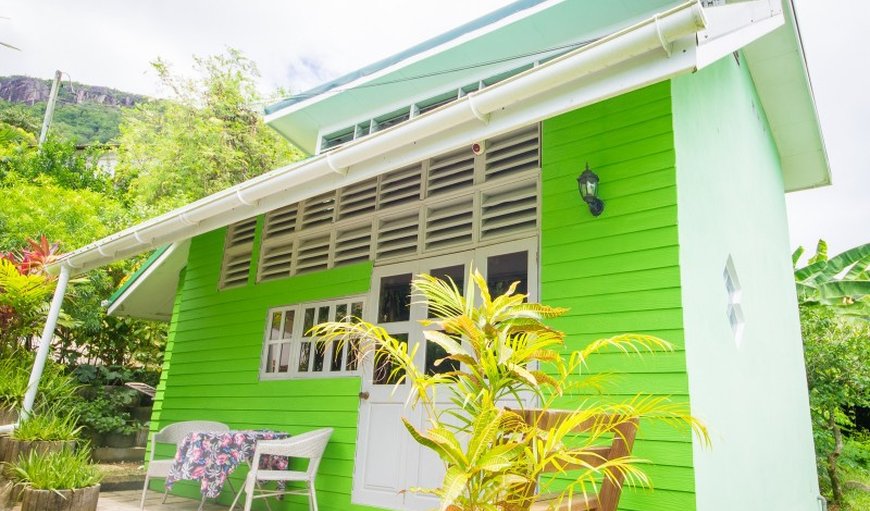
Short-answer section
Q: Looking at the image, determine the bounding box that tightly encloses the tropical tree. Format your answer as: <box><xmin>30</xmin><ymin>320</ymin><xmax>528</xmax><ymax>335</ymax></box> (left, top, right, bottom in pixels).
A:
<box><xmin>794</xmin><ymin>240</ymin><xmax>870</xmax><ymax>319</ymax></box>
<box><xmin>794</xmin><ymin>240</ymin><xmax>870</xmax><ymax>506</ymax></box>
<box><xmin>313</xmin><ymin>270</ymin><xmax>707</xmax><ymax>510</ymax></box>
<box><xmin>116</xmin><ymin>49</ymin><xmax>303</xmax><ymax>214</ymax></box>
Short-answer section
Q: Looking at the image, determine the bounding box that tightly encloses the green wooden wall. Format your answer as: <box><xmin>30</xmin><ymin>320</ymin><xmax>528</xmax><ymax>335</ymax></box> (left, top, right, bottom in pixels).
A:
<box><xmin>540</xmin><ymin>81</ymin><xmax>695</xmax><ymax>511</ymax></box>
<box><xmin>149</xmin><ymin>229</ymin><xmax>376</xmax><ymax>511</ymax></box>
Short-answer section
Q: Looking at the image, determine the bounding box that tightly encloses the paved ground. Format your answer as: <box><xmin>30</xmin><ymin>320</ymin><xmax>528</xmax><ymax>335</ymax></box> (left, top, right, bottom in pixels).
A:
<box><xmin>10</xmin><ymin>489</ymin><xmax>228</xmax><ymax>511</ymax></box>
<box><xmin>97</xmin><ymin>489</ymin><xmax>228</xmax><ymax>510</ymax></box>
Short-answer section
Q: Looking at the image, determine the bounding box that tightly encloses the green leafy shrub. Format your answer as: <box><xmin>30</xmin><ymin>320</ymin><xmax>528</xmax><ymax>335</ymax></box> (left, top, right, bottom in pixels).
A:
<box><xmin>0</xmin><ymin>350</ymin><xmax>79</xmax><ymax>412</ymax></box>
<box><xmin>7</xmin><ymin>447</ymin><xmax>102</xmax><ymax>491</ymax></box>
<box><xmin>12</xmin><ymin>409</ymin><xmax>82</xmax><ymax>441</ymax></box>
<box><xmin>76</xmin><ymin>388</ymin><xmax>139</xmax><ymax>435</ymax></box>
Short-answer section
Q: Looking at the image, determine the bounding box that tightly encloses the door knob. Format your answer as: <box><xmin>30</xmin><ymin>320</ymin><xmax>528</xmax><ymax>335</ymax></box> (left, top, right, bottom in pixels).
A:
<box><xmin>359</xmin><ymin>391</ymin><xmax>370</xmax><ymax>400</ymax></box>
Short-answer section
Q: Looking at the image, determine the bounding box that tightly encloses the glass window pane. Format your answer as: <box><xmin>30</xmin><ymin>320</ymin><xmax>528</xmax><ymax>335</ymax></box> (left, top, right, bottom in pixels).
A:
<box><xmin>379</xmin><ymin>274</ymin><xmax>412</xmax><ymax>322</ymax></box>
<box><xmin>298</xmin><ymin>342</ymin><xmax>311</xmax><ymax>372</ymax></box>
<box><xmin>429</xmin><ymin>265</ymin><xmax>465</xmax><ymax>318</ymax></box>
<box><xmin>278</xmin><ymin>342</ymin><xmax>291</xmax><ymax>372</ymax></box>
<box><xmin>373</xmin><ymin>333</ymin><xmax>407</xmax><ymax>385</ymax></box>
<box><xmin>487</xmin><ymin>251</ymin><xmax>528</xmax><ymax>297</ymax></box>
<box><xmin>270</xmin><ymin>312</ymin><xmax>282</xmax><ymax>339</ymax></box>
<box><xmin>312</xmin><ymin>340</ymin><xmax>327</xmax><ymax>372</ymax></box>
<box><xmin>346</xmin><ymin>338</ymin><xmax>360</xmax><ymax>371</ymax></box>
<box><xmin>283</xmin><ymin>310</ymin><xmax>295</xmax><ymax>338</ymax></box>
<box><xmin>425</xmin><ymin>337</ymin><xmax>460</xmax><ymax>376</ymax></box>
<box><xmin>303</xmin><ymin>307</ymin><xmax>316</xmax><ymax>333</ymax></box>
<box><xmin>265</xmin><ymin>344</ymin><xmax>276</xmax><ymax>373</ymax></box>
<box><xmin>318</xmin><ymin>306</ymin><xmax>330</xmax><ymax>324</ymax></box>
<box><xmin>330</xmin><ymin>340</ymin><xmax>344</xmax><ymax>371</ymax></box>
<box><xmin>351</xmin><ymin>301</ymin><xmax>363</xmax><ymax>319</ymax></box>
<box><xmin>336</xmin><ymin>304</ymin><xmax>348</xmax><ymax>322</ymax></box>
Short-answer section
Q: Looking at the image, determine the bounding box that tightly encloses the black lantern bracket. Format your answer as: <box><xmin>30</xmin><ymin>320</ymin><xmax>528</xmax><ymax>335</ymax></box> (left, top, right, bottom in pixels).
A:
<box><xmin>577</xmin><ymin>163</ymin><xmax>605</xmax><ymax>217</ymax></box>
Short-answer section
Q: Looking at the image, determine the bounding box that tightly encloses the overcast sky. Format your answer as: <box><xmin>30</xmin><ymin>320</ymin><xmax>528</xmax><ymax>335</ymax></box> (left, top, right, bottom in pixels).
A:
<box><xmin>0</xmin><ymin>1</ymin><xmax>866</xmax><ymax>258</ymax></box>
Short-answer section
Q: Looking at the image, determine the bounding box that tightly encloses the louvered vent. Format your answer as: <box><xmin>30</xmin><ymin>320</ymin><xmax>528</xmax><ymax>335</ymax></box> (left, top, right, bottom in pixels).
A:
<box><xmin>425</xmin><ymin>196</ymin><xmax>474</xmax><ymax>251</ymax></box>
<box><xmin>259</xmin><ymin>240</ymin><xmax>295</xmax><ymax>282</ymax></box>
<box><xmin>263</xmin><ymin>204</ymin><xmax>298</xmax><ymax>238</ymax></box>
<box><xmin>296</xmin><ymin>234</ymin><xmax>331</xmax><ymax>274</ymax></box>
<box><xmin>377</xmin><ymin>212</ymin><xmax>419</xmax><ymax>259</ymax></box>
<box><xmin>220</xmin><ymin>218</ymin><xmax>257</xmax><ymax>288</ymax></box>
<box><xmin>485</xmin><ymin>125</ymin><xmax>540</xmax><ymax>180</ymax></box>
<box><xmin>301</xmin><ymin>192</ymin><xmax>336</xmax><ymax>230</ymax></box>
<box><xmin>481</xmin><ymin>180</ymin><xmax>537</xmax><ymax>240</ymax></box>
<box><xmin>427</xmin><ymin>148</ymin><xmax>474</xmax><ymax>197</ymax></box>
<box><xmin>379</xmin><ymin>165</ymin><xmax>421</xmax><ymax>209</ymax></box>
<box><xmin>335</xmin><ymin>223</ymin><xmax>372</xmax><ymax>265</ymax></box>
<box><xmin>338</xmin><ymin>178</ymin><xmax>377</xmax><ymax>220</ymax></box>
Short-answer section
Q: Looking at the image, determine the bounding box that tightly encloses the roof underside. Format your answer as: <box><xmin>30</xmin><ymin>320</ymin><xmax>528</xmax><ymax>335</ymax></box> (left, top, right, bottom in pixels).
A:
<box><xmin>265</xmin><ymin>0</ymin><xmax>680</xmax><ymax>154</ymax></box>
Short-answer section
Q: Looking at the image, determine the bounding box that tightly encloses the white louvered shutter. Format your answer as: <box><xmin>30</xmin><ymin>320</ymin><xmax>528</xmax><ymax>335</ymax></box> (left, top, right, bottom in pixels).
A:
<box><xmin>335</xmin><ymin>223</ymin><xmax>373</xmax><ymax>266</ymax></box>
<box><xmin>427</xmin><ymin>148</ymin><xmax>474</xmax><ymax>197</ymax></box>
<box><xmin>378</xmin><ymin>164</ymin><xmax>422</xmax><ymax>209</ymax></box>
<box><xmin>296</xmin><ymin>234</ymin><xmax>332</xmax><ymax>274</ymax></box>
<box><xmin>425</xmin><ymin>195</ymin><xmax>474</xmax><ymax>251</ymax></box>
<box><xmin>258</xmin><ymin>205</ymin><xmax>299</xmax><ymax>282</ymax></box>
<box><xmin>484</xmin><ymin>125</ymin><xmax>540</xmax><ymax>180</ymax></box>
<box><xmin>377</xmin><ymin>211</ymin><xmax>420</xmax><ymax>259</ymax></box>
<box><xmin>301</xmin><ymin>192</ymin><xmax>336</xmax><ymax>230</ymax></box>
<box><xmin>220</xmin><ymin>218</ymin><xmax>257</xmax><ymax>288</ymax></box>
<box><xmin>338</xmin><ymin>178</ymin><xmax>378</xmax><ymax>221</ymax></box>
<box><xmin>480</xmin><ymin>179</ymin><xmax>538</xmax><ymax>240</ymax></box>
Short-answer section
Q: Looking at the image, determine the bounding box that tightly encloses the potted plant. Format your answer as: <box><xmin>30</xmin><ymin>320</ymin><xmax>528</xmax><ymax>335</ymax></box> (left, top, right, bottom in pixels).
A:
<box><xmin>313</xmin><ymin>270</ymin><xmax>709</xmax><ymax>510</ymax></box>
<box><xmin>0</xmin><ymin>411</ymin><xmax>81</xmax><ymax>463</ymax></box>
<box><xmin>6</xmin><ymin>447</ymin><xmax>102</xmax><ymax>511</ymax></box>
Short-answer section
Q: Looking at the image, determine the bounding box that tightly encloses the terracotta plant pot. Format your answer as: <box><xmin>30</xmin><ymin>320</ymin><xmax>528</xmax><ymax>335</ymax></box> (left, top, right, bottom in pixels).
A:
<box><xmin>19</xmin><ymin>484</ymin><xmax>100</xmax><ymax>511</ymax></box>
<box><xmin>0</xmin><ymin>438</ymin><xmax>76</xmax><ymax>463</ymax></box>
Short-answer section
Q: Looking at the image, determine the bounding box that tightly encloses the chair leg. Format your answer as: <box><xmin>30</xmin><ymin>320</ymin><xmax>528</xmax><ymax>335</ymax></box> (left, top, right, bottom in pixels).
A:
<box><xmin>228</xmin><ymin>477</ymin><xmax>245</xmax><ymax>511</ymax></box>
<box><xmin>257</xmin><ymin>482</ymin><xmax>273</xmax><ymax>511</ymax></box>
<box><xmin>309</xmin><ymin>481</ymin><xmax>318</xmax><ymax>511</ymax></box>
<box><xmin>161</xmin><ymin>487</ymin><xmax>169</xmax><ymax>504</ymax></box>
<box><xmin>197</xmin><ymin>496</ymin><xmax>206</xmax><ymax>511</ymax></box>
<box><xmin>242</xmin><ymin>475</ymin><xmax>256</xmax><ymax>511</ymax></box>
<box><xmin>140</xmin><ymin>475</ymin><xmax>150</xmax><ymax>510</ymax></box>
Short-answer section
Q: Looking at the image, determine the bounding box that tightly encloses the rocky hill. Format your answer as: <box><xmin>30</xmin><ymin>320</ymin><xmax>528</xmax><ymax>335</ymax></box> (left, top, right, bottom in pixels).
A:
<box><xmin>0</xmin><ymin>76</ymin><xmax>149</xmax><ymax>144</ymax></box>
<box><xmin>0</xmin><ymin>75</ymin><xmax>146</xmax><ymax>107</ymax></box>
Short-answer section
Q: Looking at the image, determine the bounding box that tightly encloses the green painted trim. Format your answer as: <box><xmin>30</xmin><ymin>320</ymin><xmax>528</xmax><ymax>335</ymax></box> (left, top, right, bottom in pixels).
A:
<box><xmin>105</xmin><ymin>245</ymin><xmax>171</xmax><ymax>307</ymax></box>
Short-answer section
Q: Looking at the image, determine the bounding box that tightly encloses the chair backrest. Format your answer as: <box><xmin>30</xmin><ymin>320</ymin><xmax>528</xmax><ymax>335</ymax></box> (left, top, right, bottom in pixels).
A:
<box><xmin>254</xmin><ymin>428</ymin><xmax>333</xmax><ymax>478</ymax></box>
<box><xmin>152</xmin><ymin>420</ymin><xmax>230</xmax><ymax>449</ymax></box>
<box><xmin>514</xmin><ymin>409</ymin><xmax>639</xmax><ymax>511</ymax></box>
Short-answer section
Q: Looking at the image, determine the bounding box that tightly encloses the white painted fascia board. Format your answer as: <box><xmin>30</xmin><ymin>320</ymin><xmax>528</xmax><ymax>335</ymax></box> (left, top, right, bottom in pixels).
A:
<box><xmin>106</xmin><ymin>240</ymin><xmax>189</xmax><ymax>320</ymax></box>
<box><xmin>263</xmin><ymin>0</ymin><xmax>563</xmax><ymax>124</ymax></box>
<box><xmin>696</xmin><ymin>0</ymin><xmax>784</xmax><ymax>68</ymax></box>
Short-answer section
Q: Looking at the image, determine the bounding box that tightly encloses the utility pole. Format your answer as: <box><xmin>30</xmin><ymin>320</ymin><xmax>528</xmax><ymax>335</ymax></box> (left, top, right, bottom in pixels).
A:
<box><xmin>38</xmin><ymin>70</ymin><xmax>62</xmax><ymax>146</ymax></box>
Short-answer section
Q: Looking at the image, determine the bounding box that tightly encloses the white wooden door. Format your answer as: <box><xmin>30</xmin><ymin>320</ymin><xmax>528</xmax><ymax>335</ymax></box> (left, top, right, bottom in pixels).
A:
<box><xmin>352</xmin><ymin>239</ymin><xmax>538</xmax><ymax>510</ymax></box>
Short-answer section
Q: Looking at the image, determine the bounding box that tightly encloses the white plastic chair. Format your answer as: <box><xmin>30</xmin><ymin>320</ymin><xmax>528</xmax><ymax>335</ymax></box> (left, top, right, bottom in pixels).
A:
<box><xmin>139</xmin><ymin>420</ymin><xmax>230</xmax><ymax>510</ymax></box>
<box><xmin>229</xmin><ymin>428</ymin><xmax>333</xmax><ymax>511</ymax></box>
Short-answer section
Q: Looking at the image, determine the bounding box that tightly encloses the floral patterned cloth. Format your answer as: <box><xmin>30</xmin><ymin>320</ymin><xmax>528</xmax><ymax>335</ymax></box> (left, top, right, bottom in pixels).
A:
<box><xmin>165</xmin><ymin>430</ymin><xmax>291</xmax><ymax>499</ymax></box>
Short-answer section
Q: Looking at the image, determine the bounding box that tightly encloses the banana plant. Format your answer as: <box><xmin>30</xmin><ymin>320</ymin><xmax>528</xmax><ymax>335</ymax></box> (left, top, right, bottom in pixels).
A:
<box><xmin>793</xmin><ymin>240</ymin><xmax>870</xmax><ymax>320</ymax></box>
<box><xmin>313</xmin><ymin>268</ymin><xmax>707</xmax><ymax>511</ymax></box>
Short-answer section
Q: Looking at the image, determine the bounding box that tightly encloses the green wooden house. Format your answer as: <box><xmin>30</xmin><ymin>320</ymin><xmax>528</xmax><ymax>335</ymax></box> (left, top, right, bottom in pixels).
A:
<box><xmin>47</xmin><ymin>1</ymin><xmax>830</xmax><ymax>510</ymax></box>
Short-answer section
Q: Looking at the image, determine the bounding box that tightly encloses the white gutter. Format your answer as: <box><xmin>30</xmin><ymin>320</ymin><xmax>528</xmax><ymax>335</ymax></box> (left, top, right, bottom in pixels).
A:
<box><xmin>51</xmin><ymin>1</ymin><xmax>707</xmax><ymax>276</ymax></box>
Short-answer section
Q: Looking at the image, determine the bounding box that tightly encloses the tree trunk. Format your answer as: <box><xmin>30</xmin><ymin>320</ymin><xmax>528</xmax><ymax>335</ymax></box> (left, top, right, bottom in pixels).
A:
<box><xmin>826</xmin><ymin>414</ymin><xmax>844</xmax><ymax>505</ymax></box>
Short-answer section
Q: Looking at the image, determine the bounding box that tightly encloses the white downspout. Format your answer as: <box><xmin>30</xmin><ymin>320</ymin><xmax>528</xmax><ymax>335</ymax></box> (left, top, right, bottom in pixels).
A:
<box><xmin>19</xmin><ymin>264</ymin><xmax>71</xmax><ymax>423</ymax></box>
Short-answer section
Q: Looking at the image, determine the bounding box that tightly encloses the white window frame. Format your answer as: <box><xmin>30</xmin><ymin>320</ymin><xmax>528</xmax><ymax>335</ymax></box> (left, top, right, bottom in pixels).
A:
<box><xmin>260</xmin><ymin>296</ymin><xmax>366</xmax><ymax>380</ymax></box>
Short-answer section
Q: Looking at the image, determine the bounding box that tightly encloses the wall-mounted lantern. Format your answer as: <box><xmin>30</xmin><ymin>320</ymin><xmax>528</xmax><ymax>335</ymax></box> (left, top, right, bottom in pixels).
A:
<box><xmin>577</xmin><ymin>163</ymin><xmax>604</xmax><ymax>217</ymax></box>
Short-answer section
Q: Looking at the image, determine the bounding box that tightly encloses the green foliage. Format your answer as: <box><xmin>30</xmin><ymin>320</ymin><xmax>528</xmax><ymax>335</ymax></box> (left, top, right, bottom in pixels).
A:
<box><xmin>12</xmin><ymin>408</ymin><xmax>82</xmax><ymax>441</ymax></box>
<box><xmin>0</xmin><ymin>175</ymin><xmax>127</xmax><ymax>253</ymax></box>
<box><xmin>75</xmin><ymin>387</ymin><xmax>139</xmax><ymax>435</ymax></box>
<box><xmin>794</xmin><ymin>240</ymin><xmax>870</xmax><ymax>505</ymax></box>
<box><xmin>7</xmin><ymin>446</ymin><xmax>102</xmax><ymax>491</ymax></box>
<box><xmin>0</xmin><ymin>259</ymin><xmax>54</xmax><ymax>350</ymax></box>
<box><xmin>0</xmin><ymin>350</ymin><xmax>79</xmax><ymax>413</ymax></box>
<box><xmin>0</xmin><ymin>136</ymin><xmax>114</xmax><ymax>193</ymax></box>
<box><xmin>0</xmin><ymin>97</ymin><xmax>126</xmax><ymax>145</ymax></box>
<box><xmin>116</xmin><ymin>49</ymin><xmax>303</xmax><ymax>214</ymax></box>
<box><xmin>794</xmin><ymin>241</ymin><xmax>870</xmax><ymax>320</ymax></box>
<box><xmin>313</xmin><ymin>269</ymin><xmax>707</xmax><ymax>510</ymax></box>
